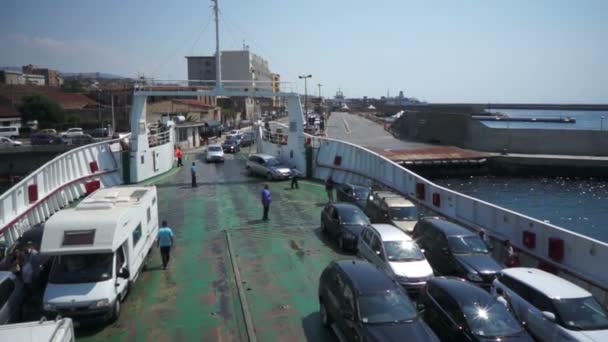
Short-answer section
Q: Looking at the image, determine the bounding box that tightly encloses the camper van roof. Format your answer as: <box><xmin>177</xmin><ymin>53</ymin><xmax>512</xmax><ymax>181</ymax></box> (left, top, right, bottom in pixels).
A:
<box><xmin>41</xmin><ymin>186</ymin><xmax>156</xmax><ymax>255</ymax></box>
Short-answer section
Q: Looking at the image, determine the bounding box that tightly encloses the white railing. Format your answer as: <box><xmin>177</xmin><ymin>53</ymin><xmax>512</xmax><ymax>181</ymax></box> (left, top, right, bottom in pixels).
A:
<box><xmin>0</xmin><ymin>136</ymin><xmax>129</xmax><ymax>246</ymax></box>
<box><xmin>258</xmin><ymin>132</ymin><xmax>608</xmax><ymax>305</ymax></box>
<box><xmin>148</xmin><ymin>129</ymin><xmax>171</xmax><ymax>148</ymax></box>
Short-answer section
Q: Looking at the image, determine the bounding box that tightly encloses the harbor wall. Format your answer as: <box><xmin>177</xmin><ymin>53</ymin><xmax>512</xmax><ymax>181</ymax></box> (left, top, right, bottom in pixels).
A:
<box><xmin>393</xmin><ymin>112</ymin><xmax>608</xmax><ymax>156</ymax></box>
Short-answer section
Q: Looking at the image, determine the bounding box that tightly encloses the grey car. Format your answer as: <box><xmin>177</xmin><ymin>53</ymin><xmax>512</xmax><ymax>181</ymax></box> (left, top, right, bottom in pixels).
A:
<box><xmin>246</xmin><ymin>153</ymin><xmax>292</xmax><ymax>180</ymax></box>
<box><xmin>0</xmin><ymin>271</ymin><xmax>24</xmax><ymax>324</ymax></box>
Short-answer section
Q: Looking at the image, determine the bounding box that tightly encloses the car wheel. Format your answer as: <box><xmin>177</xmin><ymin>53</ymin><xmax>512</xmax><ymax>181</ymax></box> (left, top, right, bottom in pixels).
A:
<box><xmin>338</xmin><ymin>236</ymin><xmax>345</xmax><ymax>251</ymax></box>
<box><xmin>320</xmin><ymin>300</ymin><xmax>332</xmax><ymax>328</ymax></box>
<box><xmin>111</xmin><ymin>300</ymin><xmax>121</xmax><ymax>322</ymax></box>
<box><xmin>266</xmin><ymin>172</ymin><xmax>273</xmax><ymax>181</ymax></box>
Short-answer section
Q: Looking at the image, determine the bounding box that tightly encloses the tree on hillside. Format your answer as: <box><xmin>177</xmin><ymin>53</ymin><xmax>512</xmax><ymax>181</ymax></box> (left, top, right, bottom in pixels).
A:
<box><xmin>61</xmin><ymin>79</ymin><xmax>83</xmax><ymax>92</ymax></box>
<box><xmin>20</xmin><ymin>94</ymin><xmax>66</xmax><ymax>128</ymax></box>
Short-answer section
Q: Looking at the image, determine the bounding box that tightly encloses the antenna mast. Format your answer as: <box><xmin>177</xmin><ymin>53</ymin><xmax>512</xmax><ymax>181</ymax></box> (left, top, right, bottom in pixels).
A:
<box><xmin>212</xmin><ymin>0</ymin><xmax>222</xmax><ymax>89</ymax></box>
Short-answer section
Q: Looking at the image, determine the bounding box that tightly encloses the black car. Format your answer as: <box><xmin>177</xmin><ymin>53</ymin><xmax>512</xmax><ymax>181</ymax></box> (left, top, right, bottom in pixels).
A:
<box><xmin>222</xmin><ymin>138</ymin><xmax>241</xmax><ymax>153</ymax></box>
<box><xmin>320</xmin><ymin>203</ymin><xmax>370</xmax><ymax>252</ymax></box>
<box><xmin>336</xmin><ymin>183</ymin><xmax>371</xmax><ymax>209</ymax></box>
<box><xmin>422</xmin><ymin>277</ymin><xmax>534</xmax><ymax>342</ymax></box>
<box><xmin>240</xmin><ymin>132</ymin><xmax>255</xmax><ymax>147</ymax></box>
<box><xmin>411</xmin><ymin>218</ymin><xmax>503</xmax><ymax>287</ymax></box>
<box><xmin>319</xmin><ymin>260</ymin><xmax>439</xmax><ymax>342</ymax></box>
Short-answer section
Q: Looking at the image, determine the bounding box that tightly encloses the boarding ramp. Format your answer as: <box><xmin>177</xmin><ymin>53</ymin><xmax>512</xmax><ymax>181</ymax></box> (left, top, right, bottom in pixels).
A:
<box><xmin>0</xmin><ymin>137</ymin><xmax>128</xmax><ymax>246</ymax></box>
<box><xmin>258</xmin><ymin>122</ymin><xmax>608</xmax><ymax>306</ymax></box>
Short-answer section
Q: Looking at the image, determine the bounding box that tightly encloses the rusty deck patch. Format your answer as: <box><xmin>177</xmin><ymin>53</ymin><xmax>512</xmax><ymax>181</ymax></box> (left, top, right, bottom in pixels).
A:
<box><xmin>369</xmin><ymin>145</ymin><xmax>494</xmax><ymax>162</ymax></box>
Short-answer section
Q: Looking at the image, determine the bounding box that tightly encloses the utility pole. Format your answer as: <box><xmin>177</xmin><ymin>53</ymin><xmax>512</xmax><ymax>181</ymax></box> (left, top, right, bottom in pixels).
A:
<box><xmin>299</xmin><ymin>74</ymin><xmax>312</xmax><ymax>130</ymax></box>
<box><xmin>111</xmin><ymin>92</ymin><xmax>115</xmax><ymax>136</ymax></box>
<box><xmin>212</xmin><ymin>0</ymin><xmax>222</xmax><ymax>90</ymax></box>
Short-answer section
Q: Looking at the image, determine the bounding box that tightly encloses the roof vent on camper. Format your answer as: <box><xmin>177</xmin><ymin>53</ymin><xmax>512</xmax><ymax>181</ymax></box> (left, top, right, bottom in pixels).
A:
<box><xmin>130</xmin><ymin>190</ymin><xmax>148</xmax><ymax>201</ymax></box>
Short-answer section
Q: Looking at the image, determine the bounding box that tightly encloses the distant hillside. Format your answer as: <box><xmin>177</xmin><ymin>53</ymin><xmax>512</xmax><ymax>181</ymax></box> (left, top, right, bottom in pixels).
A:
<box><xmin>0</xmin><ymin>66</ymin><xmax>128</xmax><ymax>79</ymax></box>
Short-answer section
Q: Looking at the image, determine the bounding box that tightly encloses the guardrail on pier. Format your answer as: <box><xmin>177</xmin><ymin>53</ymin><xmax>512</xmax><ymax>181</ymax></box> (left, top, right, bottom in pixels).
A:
<box><xmin>257</xmin><ymin>128</ymin><xmax>608</xmax><ymax>305</ymax></box>
<box><xmin>0</xmin><ymin>136</ymin><xmax>128</xmax><ymax>246</ymax></box>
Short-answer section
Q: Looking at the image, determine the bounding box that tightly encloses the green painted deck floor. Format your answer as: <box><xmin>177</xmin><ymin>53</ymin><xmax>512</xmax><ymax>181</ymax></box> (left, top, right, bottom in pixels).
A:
<box><xmin>78</xmin><ymin>153</ymin><xmax>345</xmax><ymax>342</ymax></box>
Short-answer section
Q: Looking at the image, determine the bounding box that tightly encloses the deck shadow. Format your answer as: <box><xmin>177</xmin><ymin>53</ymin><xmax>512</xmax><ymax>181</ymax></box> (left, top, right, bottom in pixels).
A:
<box><xmin>302</xmin><ymin>312</ymin><xmax>337</xmax><ymax>342</ymax></box>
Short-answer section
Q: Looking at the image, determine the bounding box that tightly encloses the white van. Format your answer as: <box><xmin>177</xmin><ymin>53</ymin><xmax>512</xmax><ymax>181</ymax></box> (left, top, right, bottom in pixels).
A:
<box><xmin>0</xmin><ymin>126</ymin><xmax>19</xmax><ymax>139</ymax></box>
<box><xmin>41</xmin><ymin>186</ymin><xmax>159</xmax><ymax>324</ymax></box>
<box><xmin>0</xmin><ymin>318</ymin><xmax>75</xmax><ymax>342</ymax></box>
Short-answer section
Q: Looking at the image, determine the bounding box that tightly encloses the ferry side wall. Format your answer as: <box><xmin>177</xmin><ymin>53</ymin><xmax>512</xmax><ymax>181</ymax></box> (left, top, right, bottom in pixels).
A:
<box><xmin>393</xmin><ymin>113</ymin><xmax>608</xmax><ymax>156</ymax></box>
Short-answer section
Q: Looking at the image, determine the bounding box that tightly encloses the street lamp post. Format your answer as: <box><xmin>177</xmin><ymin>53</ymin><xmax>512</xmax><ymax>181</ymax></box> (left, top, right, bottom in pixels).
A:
<box><xmin>299</xmin><ymin>74</ymin><xmax>312</xmax><ymax>130</ymax></box>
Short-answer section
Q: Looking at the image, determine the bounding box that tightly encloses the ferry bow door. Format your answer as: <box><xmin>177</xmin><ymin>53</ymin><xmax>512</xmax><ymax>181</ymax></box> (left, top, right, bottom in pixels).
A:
<box><xmin>115</xmin><ymin>245</ymin><xmax>129</xmax><ymax>301</ymax></box>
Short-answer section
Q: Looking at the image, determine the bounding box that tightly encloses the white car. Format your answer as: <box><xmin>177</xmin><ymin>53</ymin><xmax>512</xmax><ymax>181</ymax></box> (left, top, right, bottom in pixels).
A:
<box><xmin>60</xmin><ymin>128</ymin><xmax>84</xmax><ymax>138</ymax></box>
<box><xmin>228</xmin><ymin>129</ymin><xmax>241</xmax><ymax>136</ymax></box>
<box><xmin>358</xmin><ymin>223</ymin><xmax>434</xmax><ymax>292</ymax></box>
<box><xmin>0</xmin><ymin>137</ymin><xmax>22</xmax><ymax>146</ymax></box>
<box><xmin>492</xmin><ymin>267</ymin><xmax>608</xmax><ymax>341</ymax></box>
<box><xmin>206</xmin><ymin>144</ymin><xmax>225</xmax><ymax>163</ymax></box>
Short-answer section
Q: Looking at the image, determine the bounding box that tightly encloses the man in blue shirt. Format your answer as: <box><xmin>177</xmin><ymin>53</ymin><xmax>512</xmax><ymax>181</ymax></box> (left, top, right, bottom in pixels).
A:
<box><xmin>158</xmin><ymin>220</ymin><xmax>174</xmax><ymax>270</ymax></box>
<box><xmin>261</xmin><ymin>184</ymin><xmax>272</xmax><ymax>221</ymax></box>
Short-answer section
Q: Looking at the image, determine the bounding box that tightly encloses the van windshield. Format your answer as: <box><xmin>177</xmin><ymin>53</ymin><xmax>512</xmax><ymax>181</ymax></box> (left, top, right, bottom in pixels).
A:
<box><xmin>389</xmin><ymin>206</ymin><xmax>417</xmax><ymax>220</ymax></box>
<box><xmin>49</xmin><ymin>253</ymin><xmax>113</xmax><ymax>284</ymax></box>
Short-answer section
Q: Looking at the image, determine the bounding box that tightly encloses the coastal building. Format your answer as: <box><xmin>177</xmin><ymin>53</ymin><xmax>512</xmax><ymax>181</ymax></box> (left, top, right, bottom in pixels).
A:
<box><xmin>186</xmin><ymin>49</ymin><xmax>276</xmax><ymax>119</ymax></box>
<box><xmin>0</xmin><ymin>70</ymin><xmax>24</xmax><ymax>85</ymax></box>
<box><xmin>22</xmin><ymin>64</ymin><xmax>61</xmax><ymax>87</ymax></box>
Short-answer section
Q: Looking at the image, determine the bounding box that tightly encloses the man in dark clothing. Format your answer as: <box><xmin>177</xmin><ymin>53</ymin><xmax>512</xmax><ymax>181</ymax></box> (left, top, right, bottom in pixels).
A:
<box><xmin>191</xmin><ymin>162</ymin><xmax>197</xmax><ymax>187</ymax></box>
<box><xmin>325</xmin><ymin>176</ymin><xmax>334</xmax><ymax>203</ymax></box>
<box><xmin>290</xmin><ymin>172</ymin><xmax>299</xmax><ymax>189</ymax></box>
<box><xmin>261</xmin><ymin>185</ymin><xmax>272</xmax><ymax>220</ymax></box>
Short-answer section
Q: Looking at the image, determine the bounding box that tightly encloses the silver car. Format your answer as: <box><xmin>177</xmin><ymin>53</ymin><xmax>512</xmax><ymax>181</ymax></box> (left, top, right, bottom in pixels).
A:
<box><xmin>205</xmin><ymin>144</ymin><xmax>225</xmax><ymax>162</ymax></box>
<box><xmin>0</xmin><ymin>271</ymin><xmax>24</xmax><ymax>324</ymax></box>
<box><xmin>246</xmin><ymin>154</ymin><xmax>292</xmax><ymax>180</ymax></box>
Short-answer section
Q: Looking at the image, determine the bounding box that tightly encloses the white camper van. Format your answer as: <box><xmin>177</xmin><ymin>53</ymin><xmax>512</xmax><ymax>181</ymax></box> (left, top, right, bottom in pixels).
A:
<box><xmin>40</xmin><ymin>186</ymin><xmax>159</xmax><ymax>324</ymax></box>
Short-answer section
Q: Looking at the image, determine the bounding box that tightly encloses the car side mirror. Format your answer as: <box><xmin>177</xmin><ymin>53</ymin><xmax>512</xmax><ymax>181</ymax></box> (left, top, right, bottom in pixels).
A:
<box><xmin>118</xmin><ymin>269</ymin><xmax>130</xmax><ymax>279</ymax></box>
<box><xmin>441</xmin><ymin>247</ymin><xmax>450</xmax><ymax>255</ymax></box>
<box><xmin>342</xmin><ymin>310</ymin><xmax>354</xmax><ymax>321</ymax></box>
<box><xmin>542</xmin><ymin>311</ymin><xmax>556</xmax><ymax>322</ymax></box>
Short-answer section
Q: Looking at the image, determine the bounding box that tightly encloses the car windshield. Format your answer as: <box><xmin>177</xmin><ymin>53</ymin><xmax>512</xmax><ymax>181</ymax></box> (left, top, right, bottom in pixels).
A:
<box><xmin>358</xmin><ymin>289</ymin><xmax>417</xmax><ymax>324</ymax></box>
<box><xmin>448</xmin><ymin>236</ymin><xmax>489</xmax><ymax>254</ymax></box>
<box><xmin>49</xmin><ymin>253</ymin><xmax>113</xmax><ymax>284</ymax></box>
<box><xmin>339</xmin><ymin>208</ymin><xmax>370</xmax><ymax>225</ymax></box>
<box><xmin>224</xmin><ymin>139</ymin><xmax>236</xmax><ymax>145</ymax></box>
<box><xmin>389</xmin><ymin>206</ymin><xmax>417</xmax><ymax>220</ymax></box>
<box><xmin>265</xmin><ymin>158</ymin><xmax>281</xmax><ymax>167</ymax></box>
<box><xmin>384</xmin><ymin>240</ymin><xmax>425</xmax><ymax>261</ymax></box>
<box><xmin>208</xmin><ymin>146</ymin><xmax>222</xmax><ymax>152</ymax></box>
<box><xmin>354</xmin><ymin>187</ymin><xmax>370</xmax><ymax>199</ymax></box>
<box><xmin>553</xmin><ymin>297</ymin><xmax>608</xmax><ymax>330</ymax></box>
<box><xmin>462</xmin><ymin>303</ymin><xmax>523</xmax><ymax>337</ymax></box>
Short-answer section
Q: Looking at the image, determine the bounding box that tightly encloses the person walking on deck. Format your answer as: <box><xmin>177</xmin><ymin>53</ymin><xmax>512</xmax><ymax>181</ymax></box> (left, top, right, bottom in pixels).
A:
<box><xmin>175</xmin><ymin>147</ymin><xmax>183</xmax><ymax>167</ymax></box>
<box><xmin>261</xmin><ymin>185</ymin><xmax>272</xmax><ymax>221</ymax></box>
<box><xmin>191</xmin><ymin>162</ymin><xmax>197</xmax><ymax>187</ymax></box>
<box><xmin>158</xmin><ymin>221</ymin><xmax>174</xmax><ymax>270</ymax></box>
<box><xmin>325</xmin><ymin>176</ymin><xmax>334</xmax><ymax>203</ymax></box>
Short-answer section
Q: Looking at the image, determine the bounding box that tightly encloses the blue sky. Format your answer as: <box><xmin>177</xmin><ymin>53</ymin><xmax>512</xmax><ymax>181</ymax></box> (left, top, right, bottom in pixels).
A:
<box><xmin>1</xmin><ymin>0</ymin><xmax>607</xmax><ymax>103</ymax></box>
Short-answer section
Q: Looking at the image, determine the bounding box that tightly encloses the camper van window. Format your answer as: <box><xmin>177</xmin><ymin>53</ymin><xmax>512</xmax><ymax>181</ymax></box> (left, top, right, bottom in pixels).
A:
<box><xmin>49</xmin><ymin>253</ymin><xmax>113</xmax><ymax>284</ymax></box>
<box><xmin>147</xmin><ymin>208</ymin><xmax>151</xmax><ymax>223</ymax></box>
<box><xmin>116</xmin><ymin>247</ymin><xmax>125</xmax><ymax>270</ymax></box>
<box><xmin>133</xmin><ymin>224</ymin><xmax>142</xmax><ymax>247</ymax></box>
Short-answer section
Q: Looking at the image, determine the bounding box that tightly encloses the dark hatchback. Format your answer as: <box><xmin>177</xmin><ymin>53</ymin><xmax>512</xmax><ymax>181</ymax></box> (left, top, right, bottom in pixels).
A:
<box><xmin>240</xmin><ymin>132</ymin><xmax>255</xmax><ymax>147</ymax></box>
<box><xmin>320</xmin><ymin>203</ymin><xmax>370</xmax><ymax>252</ymax></box>
<box><xmin>336</xmin><ymin>183</ymin><xmax>371</xmax><ymax>209</ymax></box>
<box><xmin>422</xmin><ymin>277</ymin><xmax>534</xmax><ymax>342</ymax></box>
<box><xmin>319</xmin><ymin>260</ymin><xmax>439</xmax><ymax>342</ymax></box>
<box><xmin>30</xmin><ymin>132</ymin><xmax>63</xmax><ymax>145</ymax></box>
<box><xmin>222</xmin><ymin>138</ymin><xmax>241</xmax><ymax>153</ymax></box>
<box><xmin>412</xmin><ymin>217</ymin><xmax>503</xmax><ymax>287</ymax></box>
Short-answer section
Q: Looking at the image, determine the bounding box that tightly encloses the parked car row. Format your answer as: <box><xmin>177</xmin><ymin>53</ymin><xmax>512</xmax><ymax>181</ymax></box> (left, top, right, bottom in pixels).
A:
<box><xmin>318</xmin><ymin>184</ymin><xmax>608</xmax><ymax>341</ymax></box>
